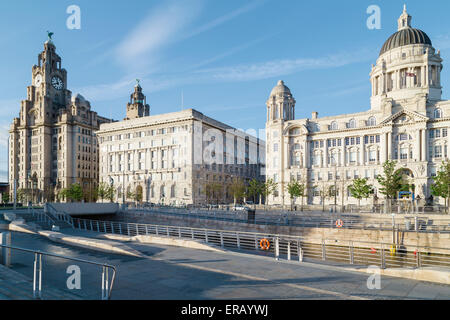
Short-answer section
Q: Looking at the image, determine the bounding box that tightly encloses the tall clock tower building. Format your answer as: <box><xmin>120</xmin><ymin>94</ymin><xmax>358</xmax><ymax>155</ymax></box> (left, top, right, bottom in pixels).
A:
<box><xmin>8</xmin><ymin>39</ymin><xmax>112</xmax><ymax>203</ymax></box>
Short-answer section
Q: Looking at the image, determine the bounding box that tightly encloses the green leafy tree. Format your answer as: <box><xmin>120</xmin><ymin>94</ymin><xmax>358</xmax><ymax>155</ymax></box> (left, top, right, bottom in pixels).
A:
<box><xmin>229</xmin><ymin>178</ymin><xmax>246</xmax><ymax>206</ymax></box>
<box><xmin>2</xmin><ymin>191</ymin><xmax>9</xmax><ymax>204</ymax></box>
<box><xmin>349</xmin><ymin>178</ymin><xmax>373</xmax><ymax>207</ymax></box>
<box><xmin>431</xmin><ymin>160</ymin><xmax>450</xmax><ymax>213</ymax></box>
<box><xmin>247</xmin><ymin>179</ymin><xmax>264</xmax><ymax>208</ymax></box>
<box><xmin>204</xmin><ymin>182</ymin><xmax>222</xmax><ymax>205</ymax></box>
<box><xmin>262</xmin><ymin>178</ymin><xmax>278</xmax><ymax>209</ymax></box>
<box><xmin>60</xmin><ymin>184</ymin><xmax>84</xmax><ymax>202</ymax></box>
<box><xmin>286</xmin><ymin>179</ymin><xmax>302</xmax><ymax>211</ymax></box>
<box><xmin>97</xmin><ymin>182</ymin><xmax>116</xmax><ymax>203</ymax></box>
<box><xmin>377</xmin><ymin>160</ymin><xmax>403</xmax><ymax>199</ymax></box>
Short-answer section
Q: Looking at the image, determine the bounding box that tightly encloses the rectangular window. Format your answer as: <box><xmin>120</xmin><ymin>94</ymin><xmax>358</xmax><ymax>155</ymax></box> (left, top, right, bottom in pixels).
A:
<box><xmin>436</xmin><ymin>130</ymin><xmax>441</xmax><ymax>138</ymax></box>
<box><xmin>400</xmin><ymin>147</ymin><xmax>408</xmax><ymax>160</ymax></box>
<box><xmin>435</xmin><ymin>146</ymin><xmax>442</xmax><ymax>158</ymax></box>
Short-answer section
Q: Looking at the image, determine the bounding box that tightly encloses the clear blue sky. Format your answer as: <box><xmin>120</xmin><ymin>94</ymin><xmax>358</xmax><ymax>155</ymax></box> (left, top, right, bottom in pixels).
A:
<box><xmin>1</xmin><ymin>0</ymin><xmax>450</xmax><ymax>182</ymax></box>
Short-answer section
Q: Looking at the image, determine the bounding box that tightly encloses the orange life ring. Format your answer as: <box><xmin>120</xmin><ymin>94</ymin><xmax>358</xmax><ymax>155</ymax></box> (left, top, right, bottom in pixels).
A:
<box><xmin>336</xmin><ymin>219</ymin><xmax>344</xmax><ymax>228</ymax></box>
<box><xmin>260</xmin><ymin>238</ymin><xmax>271</xmax><ymax>251</ymax></box>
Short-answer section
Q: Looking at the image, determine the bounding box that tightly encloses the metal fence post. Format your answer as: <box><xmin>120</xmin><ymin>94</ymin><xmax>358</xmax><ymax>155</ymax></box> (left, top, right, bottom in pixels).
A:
<box><xmin>255</xmin><ymin>234</ymin><xmax>258</xmax><ymax>250</ymax></box>
<box><xmin>298</xmin><ymin>241</ymin><xmax>303</xmax><ymax>262</ymax></box>
<box><xmin>220</xmin><ymin>232</ymin><xmax>224</xmax><ymax>247</ymax></box>
<box><xmin>237</xmin><ymin>233</ymin><xmax>241</xmax><ymax>249</ymax></box>
<box><xmin>287</xmin><ymin>242</ymin><xmax>291</xmax><ymax>261</ymax></box>
<box><xmin>178</xmin><ymin>227</ymin><xmax>181</xmax><ymax>238</ymax></box>
<box><xmin>416</xmin><ymin>250</ymin><xmax>421</xmax><ymax>268</ymax></box>
<box><xmin>167</xmin><ymin>227</ymin><xmax>170</xmax><ymax>237</ymax></box>
<box><xmin>111</xmin><ymin>222</ymin><xmax>114</xmax><ymax>234</ymax></box>
<box><xmin>205</xmin><ymin>230</ymin><xmax>209</xmax><ymax>243</ymax></box>
<box><xmin>136</xmin><ymin>224</ymin><xmax>139</xmax><ymax>236</ymax></box>
<box><xmin>104</xmin><ymin>222</ymin><xmax>107</xmax><ymax>233</ymax></box>
<box><xmin>415</xmin><ymin>216</ymin><xmax>418</xmax><ymax>232</ymax></box>
<box><xmin>191</xmin><ymin>228</ymin><xmax>194</xmax><ymax>239</ymax></box>
<box><xmin>118</xmin><ymin>223</ymin><xmax>122</xmax><ymax>235</ymax></box>
<box><xmin>381</xmin><ymin>244</ymin><xmax>386</xmax><ymax>269</ymax></box>
<box><xmin>275</xmin><ymin>237</ymin><xmax>280</xmax><ymax>261</ymax></box>
<box><xmin>33</xmin><ymin>253</ymin><xmax>42</xmax><ymax>299</ymax></box>
<box><xmin>349</xmin><ymin>241</ymin><xmax>354</xmax><ymax>265</ymax></box>
<box><xmin>322</xmin><ymin>240</ymin><xmax>326</xmax><ymax>261</ymax></box>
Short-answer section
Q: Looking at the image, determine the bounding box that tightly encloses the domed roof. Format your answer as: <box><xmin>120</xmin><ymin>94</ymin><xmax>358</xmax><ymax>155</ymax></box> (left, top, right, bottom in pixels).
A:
<box><xmin>72</xmin><ymin>93</ymin><xmax>86</xmax><ymax>102</ymax></box>
<box><xmin>270</xmin><ymin>80</ymin><xmax>291</xmax><ymax>96</ymax></box>
<box><xmin>380</xmin><ymin>27</ymin><xmax>432</xmax><ymax>56</ymax></box>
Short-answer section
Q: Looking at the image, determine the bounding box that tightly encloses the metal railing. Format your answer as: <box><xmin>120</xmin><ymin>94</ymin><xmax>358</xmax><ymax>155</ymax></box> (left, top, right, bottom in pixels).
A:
<box><xmin>0</xmin><ymin>244</ymin><xmax>116</xmax><ymax>300</ymax></box>
<box><xmin>30</xmin><ymin>208</ymin><xmax>58</xmax><ymax>229</ymax></box>
<box><xmin>46</xmin><ymin>204</ymin><xmax>74</xmax><ymax>228</ymax></box>
<box><xmin>70</xmin><ymin>217</ymin><xmax>450</xmax><ymax>271</ymax></box>
<box><xmin>124</xmin><ymin>207</ymin><xmax>450</xmax><ymax>234</ymax></box>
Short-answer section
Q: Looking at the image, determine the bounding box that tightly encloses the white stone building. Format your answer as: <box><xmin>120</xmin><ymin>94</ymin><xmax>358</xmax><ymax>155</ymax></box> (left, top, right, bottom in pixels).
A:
<box><xmin>97</xmin><ymin>84</ymin><xmax>265</xmax><ymax>205</ymax></box>
<box><xmin>266</xmin><ymin>7</ymin><xmax>450</xmax><ymax>207</ymax></box>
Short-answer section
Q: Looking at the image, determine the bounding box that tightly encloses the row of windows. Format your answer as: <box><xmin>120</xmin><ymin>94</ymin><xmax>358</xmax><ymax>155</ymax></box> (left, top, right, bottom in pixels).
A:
<box><xmin>429</xmin><ymin>128</ymin><xmax>448</xmax><ymax>139</ymax></box>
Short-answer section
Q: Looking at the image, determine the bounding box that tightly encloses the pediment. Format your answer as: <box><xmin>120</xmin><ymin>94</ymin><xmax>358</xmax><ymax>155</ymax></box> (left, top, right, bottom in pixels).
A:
<box><xmin>380</xmin><ymin>109</ymin><xmax>428</xmax><ymax>126</ymax></box>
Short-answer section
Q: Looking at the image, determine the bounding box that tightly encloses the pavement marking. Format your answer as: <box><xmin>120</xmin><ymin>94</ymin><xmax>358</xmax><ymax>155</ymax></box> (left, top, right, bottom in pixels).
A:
<box><xmin>152</xmin><ymin>256</ymin><xmax>369</xmax><ymax>300</ymax></box>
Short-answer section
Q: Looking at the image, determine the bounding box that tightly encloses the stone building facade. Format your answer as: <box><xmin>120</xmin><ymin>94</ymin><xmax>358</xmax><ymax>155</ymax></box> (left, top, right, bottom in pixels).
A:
<box><xmin>8</xmin><ymin>39</ymin><xmax>111</xmax><ymax>203</ymax></box>
<box><xmin>97</xmin><ymin>86</ymin><xmax>265</xmax><ymax>205</ymax></box>
<box><xmin>266</xmin><ymin>7</ymin><xmax>450</xmax><ymax>207</ymax></box>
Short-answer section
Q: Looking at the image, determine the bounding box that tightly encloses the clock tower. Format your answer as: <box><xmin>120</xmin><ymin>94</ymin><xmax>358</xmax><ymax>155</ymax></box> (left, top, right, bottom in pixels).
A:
<box><xmin>9</xmin><ymin>35</ymin><xmax>112</xmax><ymax>203</ymax></box>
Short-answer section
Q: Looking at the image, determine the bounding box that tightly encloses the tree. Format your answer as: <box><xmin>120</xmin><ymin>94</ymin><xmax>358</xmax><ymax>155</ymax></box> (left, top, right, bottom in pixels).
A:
<box><xmin>286</xmin><ymin>179</ymin><xmax>302</xmax><ymax>211</ymax></box>
<box><xmin>247</xmin><ymin>179</ymin><xmax>264</xmax><ymax>208</ymax></box>
<box><xmin>204</xmin><ymin>182</ymin><xmax>222</xmax><ymax>205</ymax></box>
<box><xmin>2</xmin><ymin>191</ymin><xmax>9</xmax><ymax>204</ymax></box>
<box><xmin>60</xmin><ymin>184</ymin><xmax>84</xmax><ymax>202</ymax></box>
<box><xmin>431</xmin><ymin>160</ymin><xmax>450</xmax><ymax>213</ymax></box>
<box><xmin>97</xmin><ymin>182</ymin><xmax>116</xmax><ymax>203</ymax></box>
<box><xmin>377</xmin><ymin>160</ymin><xmax>403</xmax><ymax>199</ymax></box>
<box><xmin>349</xmin><ymin>178</ymin><xmax>373</xmax><ymax>207</ymax></box>
<box><xmin>262</xmin><ymin>178</ymin><xmax>278</xmax><ymax>209</ymax></box>
<box><xmin>229</xmin><ymin>178</ymin><xmax>246</xmax><ymax>206</ymax></box>
<box><xmin>97</xmin><ymin>182</ymin><xmax>108</xmax><ymax>202</ymax></box>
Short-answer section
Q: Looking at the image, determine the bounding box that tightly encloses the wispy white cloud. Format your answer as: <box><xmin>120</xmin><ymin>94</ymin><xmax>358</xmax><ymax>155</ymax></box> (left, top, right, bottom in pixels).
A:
<box><xmin>183</xmin><ymin>0</ymin><xmax>266</xmax><ymax>39</ymax></box>
<box><xmin>196</xmin><ymin>49</ymin><xmax>375</xmax><ymax>82</ymax></box>
<box><xmin>114</xmin><ymin>0</ymin><xmax>204</xmax><ymax>72</ymax></box>
<box><xmin>74</xmin><ymin>48</ymin><xmax>374</xmax><ymax>103</ymax></box>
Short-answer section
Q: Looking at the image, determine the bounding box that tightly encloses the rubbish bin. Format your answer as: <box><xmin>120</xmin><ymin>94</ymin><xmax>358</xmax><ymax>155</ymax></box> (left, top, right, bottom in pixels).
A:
<box><xmin>247</xmin><ymin>209</ymin><xmax>256</xmax><ymax>224</ymax></box>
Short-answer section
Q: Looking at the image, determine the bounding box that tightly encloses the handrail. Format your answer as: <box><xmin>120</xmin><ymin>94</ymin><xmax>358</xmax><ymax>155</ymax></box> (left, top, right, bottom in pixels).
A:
<box><xmin>0</xmin><ymin>243</ymin><xmax>116</xmax><ymax>300</ymax></box>
<box><xmin>71</xmin><ymin>217</ymin><xmax>450</xmax><ymax>253</ymax></box>
<box><xmin>69</xmin><ymin>217</ymin><xmax>450</xmax><ymax>271</ymax></box>
<box><xmin>46</xmin><ymin>204</ymin><xmax>74</xmax><ymax>228</ymax></box>
<box><xmin>126</xmin><ymin>208</ymin><xmax>450</xmax><ymax>233</ymax></box>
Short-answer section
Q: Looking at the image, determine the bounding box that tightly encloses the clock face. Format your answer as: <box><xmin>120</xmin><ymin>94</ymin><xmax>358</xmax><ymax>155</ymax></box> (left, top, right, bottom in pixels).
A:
<box><xmin>51</xmin><ymin>76</ymin><xmax>64</xmax><ymax>90</ymax></box>
<box><xmin>34</xmin><ymin>74</ymin><xmax>43</xmax><ymax>87</ymax></box>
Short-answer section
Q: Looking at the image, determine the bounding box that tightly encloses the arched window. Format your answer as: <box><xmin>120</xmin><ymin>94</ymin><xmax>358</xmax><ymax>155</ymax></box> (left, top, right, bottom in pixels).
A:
<box><xmin>330</xmin><ymin>121</ymin><xmax>338</xmax><ymax>130</ymax></box>
<box><xmin>435</xmin><ymin>109</ymin><xmax>443</xmax><ymax>119</ymax></box>
<box><xmin>348</xmin><ymin>119</ymin><xmax>356</xmax><ymax>129</ymax></box>
<box><xmin>368</xmin><ymin>117</ymin><xmax>376</xmax><ymax>126</ymax></box>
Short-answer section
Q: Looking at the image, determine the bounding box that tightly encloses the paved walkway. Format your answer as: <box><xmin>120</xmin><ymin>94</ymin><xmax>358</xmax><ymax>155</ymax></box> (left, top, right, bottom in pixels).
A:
<box><xmin>6</xmin><ymin>230</ymin><xmax>450</xmax><ymax>300</ymax></box>
<box><xmin>0</xmin><ymin>263</ymin><xmax>82</xmax><ymax>300</ymax></box>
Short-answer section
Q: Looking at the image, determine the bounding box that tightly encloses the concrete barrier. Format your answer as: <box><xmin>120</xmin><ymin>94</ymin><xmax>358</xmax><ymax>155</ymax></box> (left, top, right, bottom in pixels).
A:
<box><xmin>38</xmin><ymin>230</ymin><xmax>143</xmax><ymax>257</ymax></box>
<box><xmin>101</xmin><ymin>233</ymin><xmax>225</xmax><ymax>253</ymax></box>
<box><xmin>50</xmin><ymin>203</ymin><xmax>119</xmax><ymax>216</ymax></box>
